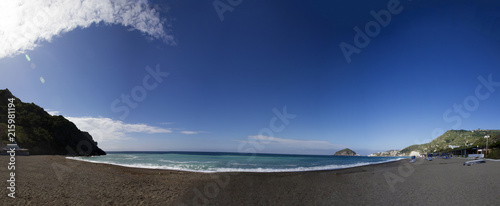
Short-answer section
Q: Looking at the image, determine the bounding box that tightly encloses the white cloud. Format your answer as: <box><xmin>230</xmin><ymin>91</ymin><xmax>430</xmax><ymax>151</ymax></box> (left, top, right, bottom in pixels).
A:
<box><xmin>46</xmin><ymin>109</ymin><xmax>60</xmax><ymax>116</ymax></box>
<box><xmin>243</xmin><ymin>135</ymin><xmax>344</xmax><ymax>150</ymax></box>
<box><xmin>66</xmin><ymin>116</ymin><xmax>172</xmax><ymax>143</ymax></box>
<box><xmin>179</xmin><ymin>131</ymin><xmax>208</xmax><ymax>135</ymax></box>
<box><xmin>0</xmin><ymin>0</ymin><xmax>174</xmax><ymax>59</ymax></box>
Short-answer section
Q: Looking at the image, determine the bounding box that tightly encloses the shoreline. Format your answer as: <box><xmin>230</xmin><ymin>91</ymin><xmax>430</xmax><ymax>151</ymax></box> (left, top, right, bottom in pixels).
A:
<box><xmin>1</xmin><ymin>155</ymin><xmax>499</xmax><ymax>205</ymax></box>
<box><xmin>65</xmin><ymin>155</ymin><xmax>407</xmax><ymax>174</ymax></box>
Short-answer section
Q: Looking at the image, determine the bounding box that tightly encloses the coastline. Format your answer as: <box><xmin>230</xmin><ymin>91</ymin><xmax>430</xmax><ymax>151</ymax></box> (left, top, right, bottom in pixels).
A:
<box><xmin>66</xmin><ymin>155</ymin><xmax>406</xmax><ymax>173</ymax></box>
<box><xmin>1</xmin><ymin>156</ymin><xmax>499</xmax><ymax>205</ymax></box>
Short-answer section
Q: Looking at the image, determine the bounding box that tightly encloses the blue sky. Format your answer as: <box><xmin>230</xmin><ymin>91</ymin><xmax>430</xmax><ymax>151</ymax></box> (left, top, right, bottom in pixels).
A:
<box><xmin>1</xmin><ymin>0</ymin><xmax>500</xmax><ymax>155</ymax></box>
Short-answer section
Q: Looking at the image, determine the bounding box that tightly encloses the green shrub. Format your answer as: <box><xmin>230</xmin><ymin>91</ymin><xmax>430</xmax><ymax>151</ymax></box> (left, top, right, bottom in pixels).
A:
<box><xmin>487</xmin><ymin>148</ymin><xmax>500</xmax><ymax>159</ymax></box>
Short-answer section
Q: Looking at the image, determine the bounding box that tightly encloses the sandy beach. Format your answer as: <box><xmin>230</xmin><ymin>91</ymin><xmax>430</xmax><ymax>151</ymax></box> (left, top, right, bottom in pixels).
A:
<box><xmin>1</xmin><ymin>156</ymin><xmax>499</xmax><ymax>205</ymax></box>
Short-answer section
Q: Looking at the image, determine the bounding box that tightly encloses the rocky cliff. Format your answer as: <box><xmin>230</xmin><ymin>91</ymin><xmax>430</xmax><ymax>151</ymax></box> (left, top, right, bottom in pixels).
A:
<box><xmin>0</xmin><ymin>89</ymin><xmax>105</xmax><ymax>156</ymax></box>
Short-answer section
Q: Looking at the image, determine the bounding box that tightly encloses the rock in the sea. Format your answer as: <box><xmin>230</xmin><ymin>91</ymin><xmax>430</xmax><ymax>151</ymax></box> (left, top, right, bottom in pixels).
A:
<box><xmin>0</xmin><ymin>88</ymin><xmax>106</xmax><ymax>156</ymax></box>
<box><xmin>333</xmin><ymin>148</ymin><xmax>358</xmax><ymax>156</ymax></box>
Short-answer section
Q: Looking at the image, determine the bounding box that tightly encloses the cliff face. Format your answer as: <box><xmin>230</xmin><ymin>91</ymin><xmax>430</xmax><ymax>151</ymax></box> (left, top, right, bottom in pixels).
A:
<box><xmin>333</xmin><ymin>148</ymin><xmax>358</xmax><ymax>156</ymax></box>
<box><xmin>0</xmin><ymin>89</ymin><xmax>105</xmax><ymax>156</ymax></box>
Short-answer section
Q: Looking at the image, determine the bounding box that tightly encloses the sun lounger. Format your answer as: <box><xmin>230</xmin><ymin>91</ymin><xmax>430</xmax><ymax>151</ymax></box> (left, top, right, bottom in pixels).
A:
<box><xmin>463</xmin><ymin>159</ymin><xmax>486</xmax><ymax>166</ymax></box>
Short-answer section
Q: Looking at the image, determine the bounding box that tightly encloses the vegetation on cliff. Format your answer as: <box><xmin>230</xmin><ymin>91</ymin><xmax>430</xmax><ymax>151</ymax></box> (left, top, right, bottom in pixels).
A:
<box><xmin>399</xmin><ymin>129</ymin><xmax>500</xmax><ymax>155</ymax></box>
<box><xmin>0</xmin><ymin>89</ymin><xmax>105</xmax><ymax>156</ymax></box>
<box><xmin>366</xmin><ymin>130</ymin><xmax>500</xmax><ymax>158</ymax></box>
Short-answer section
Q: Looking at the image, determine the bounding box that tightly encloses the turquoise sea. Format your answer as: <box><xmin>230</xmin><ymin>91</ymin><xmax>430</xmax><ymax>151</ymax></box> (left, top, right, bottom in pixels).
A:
<box><xmin>68</xmin><ymin>152</ymin><xmax>405</xmax><ymax>173</ymax></box>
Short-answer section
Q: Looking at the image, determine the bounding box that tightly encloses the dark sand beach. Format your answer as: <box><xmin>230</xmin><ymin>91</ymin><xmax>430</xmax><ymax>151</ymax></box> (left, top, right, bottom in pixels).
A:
<box><xmin>1</xmin><ymin>156</ymin><xmax>499</xmax><ymax>205</ymax></box>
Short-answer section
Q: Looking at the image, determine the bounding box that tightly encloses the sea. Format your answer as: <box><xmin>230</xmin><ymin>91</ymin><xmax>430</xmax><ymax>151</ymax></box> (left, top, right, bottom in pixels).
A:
<box><xmin>67</xmin><ymin>151</ymin><xmax>405</xmax><ymax>173</ymax></box>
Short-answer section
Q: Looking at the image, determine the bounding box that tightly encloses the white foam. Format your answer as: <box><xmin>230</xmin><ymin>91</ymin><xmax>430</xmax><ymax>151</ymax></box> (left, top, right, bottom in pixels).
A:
<box><xmin>158</xmin><ymin>159</ymin><xmax>196</xmax><ymax>164</ymax></box>
<box><xmin>66</xmin><ymin>157</ymin><xmax>404</xmax><ymax>173</ymax></box>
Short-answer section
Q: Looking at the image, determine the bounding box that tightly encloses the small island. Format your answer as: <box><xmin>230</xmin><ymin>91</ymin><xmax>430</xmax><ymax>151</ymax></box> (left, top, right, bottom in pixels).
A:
<box><xmin>333</xmin><ymin>148</ymin><xmax>358</xmax><ymax>156</ymax></box>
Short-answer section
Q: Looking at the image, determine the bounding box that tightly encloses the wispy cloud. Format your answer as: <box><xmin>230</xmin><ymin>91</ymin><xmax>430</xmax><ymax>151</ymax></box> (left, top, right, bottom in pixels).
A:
<box><xmin>242</xmin><ymin>135</ymin><xmax>345</xmax><ymax>150</ymax></box>
<box><xmin>66</xmin><ymin>116</ymin><xmax>172</xmax><ymax>143</ymax></box>
<box><xmin>0</xmin><ymin>0</ymin><xmax>174</xmax><ymax>59</ymax></box>
<box><xmin>179</xmin><ymin>131</ymin><xmax>208</xmax><ymax>135</ymax></box>
<box><xmin>46</xmin><ymin>109</ymin><xmax>60</xmax><ymax>116</ymax></box>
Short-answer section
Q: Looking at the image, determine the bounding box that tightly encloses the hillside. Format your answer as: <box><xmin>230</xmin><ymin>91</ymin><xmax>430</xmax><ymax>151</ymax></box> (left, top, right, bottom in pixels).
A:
<box><xmin>399</xmin><ymin>129</ymin><xmax>500</xmax><ymax>155</ymax></box>
<box><xmin>333</xmin><ymin>148</ymin><xmax>358</xmax><ymax>156</ymax></box>
<box><xmin>0</xmin><ymin>89</ymin><xmax>105</xmax><ymax>156</ymax></box>
<box><xmin>368</xmin><ymin>150</ymin><xmax>404</xmax><ymax>157</ymax></box>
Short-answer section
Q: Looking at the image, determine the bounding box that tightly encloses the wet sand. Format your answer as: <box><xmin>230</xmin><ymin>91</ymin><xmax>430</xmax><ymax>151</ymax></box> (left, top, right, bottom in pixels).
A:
<box><xmin>1</xmin><ymin>156</ymin><xmax>499</xmax><ymax>205</ymax></box>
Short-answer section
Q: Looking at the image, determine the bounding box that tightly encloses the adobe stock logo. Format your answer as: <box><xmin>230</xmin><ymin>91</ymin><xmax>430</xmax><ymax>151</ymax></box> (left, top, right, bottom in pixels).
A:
<box><xmin>111</xmin><ymin>64</ymin><xmax>169</xmax><ymax>120</ymax></box>
<box><xmin>339</xmin><ymin>0</ymin><xmax>404</xmax><ymax>63</ymax></box>
<box><xmin>431</xmin><ymin>74</ymin><xmax>500</xmax><ymax>138</ymax></box>
<box><xmin>213</xmin><ymin>0</ymin><xmax>243</xmax><ymax>22</ymax></box>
